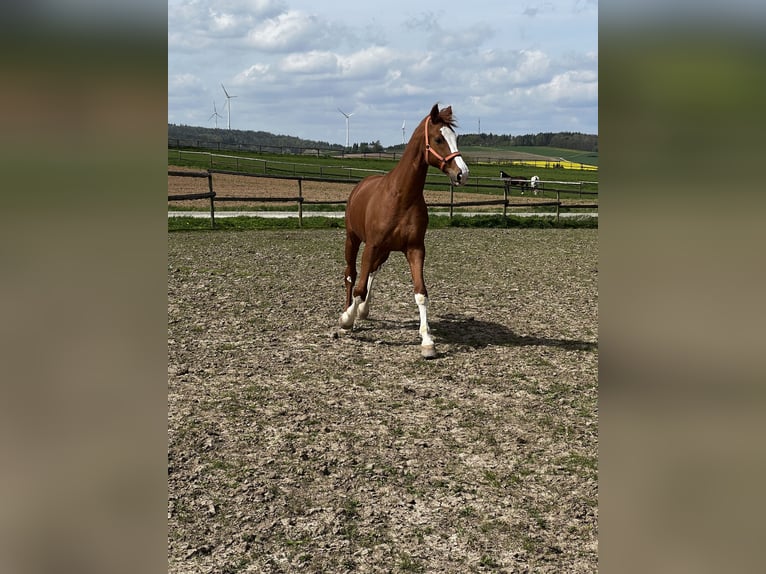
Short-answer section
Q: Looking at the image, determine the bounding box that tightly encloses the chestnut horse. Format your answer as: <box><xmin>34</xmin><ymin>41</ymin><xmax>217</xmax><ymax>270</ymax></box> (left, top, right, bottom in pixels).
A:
<box><xmin>338</xmin><ymin>103</ymin><xmax>469</xmax><ymax>358</ymax></box>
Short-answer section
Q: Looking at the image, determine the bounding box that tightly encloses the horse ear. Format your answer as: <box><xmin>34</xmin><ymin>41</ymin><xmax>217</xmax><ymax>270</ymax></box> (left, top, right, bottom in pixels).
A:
<box><xmin>430</xmin><ymin>103</ymin><xmax>440</xmax><ymax>123</ymax></box>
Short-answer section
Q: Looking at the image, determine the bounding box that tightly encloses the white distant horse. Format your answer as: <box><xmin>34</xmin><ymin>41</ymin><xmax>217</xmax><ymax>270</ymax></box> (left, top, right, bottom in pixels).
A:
<box><xmin>530</xmin><ymin>175</ymin><xmax>540</xmax><ymax>196</ymax></box>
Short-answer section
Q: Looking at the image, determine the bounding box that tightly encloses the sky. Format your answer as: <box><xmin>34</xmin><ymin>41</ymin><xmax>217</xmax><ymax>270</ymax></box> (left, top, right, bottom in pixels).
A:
<box><xmin>168</xmin><ymin>0</ymin><xmax>598</xmax><ymax>147</ymax></box>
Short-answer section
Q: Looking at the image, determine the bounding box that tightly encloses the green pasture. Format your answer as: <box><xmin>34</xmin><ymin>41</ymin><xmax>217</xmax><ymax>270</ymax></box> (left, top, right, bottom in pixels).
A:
<box><xmin>167</xmin><ymin>148</ymin><xmax>598</xmax><ymax>187</ymax></box>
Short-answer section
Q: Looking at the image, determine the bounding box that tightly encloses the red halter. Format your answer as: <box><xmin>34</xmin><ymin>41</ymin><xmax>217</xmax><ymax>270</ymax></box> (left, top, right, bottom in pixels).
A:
<box><xmin>424</xmin><ymin>117</ymin><xmax>462</xmax><ymax>172</ymax></box>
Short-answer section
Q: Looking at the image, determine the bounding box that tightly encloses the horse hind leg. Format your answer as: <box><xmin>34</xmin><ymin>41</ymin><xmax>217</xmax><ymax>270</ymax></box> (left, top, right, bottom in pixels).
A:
<box><xmin>357</xmin><ymin>272</ymin><xmax>375</xmax><ymax>320</ymax></box>
<box><xmin>358</xmin><ymin>251</ymin><xmax>390</xmax><ymax>320</ymax></box>
<box><xmin>341</xmin><ymin>246</ymin><xmax>387</xmax><ymax>328</ymax></box>
<box><xmin>340</xmin><ymin>272</ymin><xmax>374</xmax><ymax>329</ymax></box>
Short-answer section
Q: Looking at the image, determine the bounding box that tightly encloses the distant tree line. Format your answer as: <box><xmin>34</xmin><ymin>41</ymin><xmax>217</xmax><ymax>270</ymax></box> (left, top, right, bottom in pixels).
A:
<box><xmin>168</xmin><ymin>124</ymin><xmax>344</xmax><ymax>152</ymax></box>
<box><xmin>168</xmin><ymin>124</ymin><xmax>596</xmax><ymax>153</ymax></box>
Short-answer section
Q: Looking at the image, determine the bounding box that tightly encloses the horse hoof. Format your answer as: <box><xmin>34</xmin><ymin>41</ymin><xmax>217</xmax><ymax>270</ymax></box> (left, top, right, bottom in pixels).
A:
<box><xmin>339</xmin><ymin>314</ymin><xmax>355</xmax><ymax>329</ymax></box>
<box><xmin>421</xmin><ymin>345</ymin><xmax>436</xmax><ymax>359</ymax></box>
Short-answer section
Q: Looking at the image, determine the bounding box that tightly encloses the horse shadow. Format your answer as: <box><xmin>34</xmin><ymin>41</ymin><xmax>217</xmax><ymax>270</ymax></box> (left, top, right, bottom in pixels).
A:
<box><xmin>351</xmin><ymin>313</ymin><xmax>597</xmax><ymax>354</ymax></box>
<box><xmin>431</xmin><ymin>313</ymin><xmax>597</xmax><ymax>352</ymax></box>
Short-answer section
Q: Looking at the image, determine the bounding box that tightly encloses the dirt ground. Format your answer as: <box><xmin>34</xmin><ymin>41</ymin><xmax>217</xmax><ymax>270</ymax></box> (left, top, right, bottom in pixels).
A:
<box><xmin>168</xmin><ymin>228</ymin><xmax>598</xmax><ymax>573</ymax></box>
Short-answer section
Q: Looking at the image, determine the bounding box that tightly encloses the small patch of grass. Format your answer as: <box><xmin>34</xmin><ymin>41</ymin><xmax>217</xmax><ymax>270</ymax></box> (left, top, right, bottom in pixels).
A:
<box><xmin>168</xmin><ymin>215</ymin><xmax>345</xmax><ymax>231</ymax></box>
<box><xmin>484</xmin><ymin>470</ymin><xmax>502</xmax><ymax>488</ymax></box>
<box><xmin>528</xmin><ymin>507</ymin><xmax>549</xmax><ymax>530</ymax></box>
<box><xmin>558</xmin><ymin>452</ymin><xmax>598</xmax><ymax>476</ymax></box>
<box><xmin>442</xmin><ymin>214</ymin><xmax>597</xmax><ymax>229</ymax></box>
<box><xmin>342</xmin><ymin>497</ymin><xmax>360</xmax><ymax>518</ymax></box>
<box><xmin>168</xmin><ymin>213</ymin><xmax>596</xmax><ymax>232</ymax></box>
<box><xmin>398</xmin><ymin>552</ymin><xmax>426</xmax><ymax>573</ymax></box>
<box><xmin>413</xmin><ymin>526</ymin><xmax>434</xmax><ymax>544</ymax></box>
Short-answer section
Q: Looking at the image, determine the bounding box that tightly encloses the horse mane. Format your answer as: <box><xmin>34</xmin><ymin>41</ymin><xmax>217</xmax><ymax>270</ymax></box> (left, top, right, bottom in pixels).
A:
<box><xmin>434</xmin><ymin>105</ymin><xmax>457</xmax><ymax>129</ymax></box>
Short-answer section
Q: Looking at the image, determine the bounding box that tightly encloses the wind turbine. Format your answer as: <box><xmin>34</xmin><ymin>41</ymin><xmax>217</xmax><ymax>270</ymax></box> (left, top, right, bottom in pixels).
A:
<box><xmin>221</xmin><ymin>83</ymin><xmax>237</xmax><ymax>130</ymax></box>
<box><xmin>338</xmin><ymin>107</ymin><xmax>354</xmax><ymax>148</ymax></box>
<box><xmin>209</xmin><ymin>101</ymin><xmax>223</xmax><ymax>129</ymax></box>
<box><xmin>401</xmin><ymin>120</ymin><xmax>406</xmax><ymax>145</ymax></box>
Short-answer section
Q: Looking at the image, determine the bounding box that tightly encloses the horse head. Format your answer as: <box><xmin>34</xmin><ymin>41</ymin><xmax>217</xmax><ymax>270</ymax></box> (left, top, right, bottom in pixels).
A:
<box><xmin>424</xmin><ymin>104</ymin><xmax>469</xmax><ymax>186</ymax></box>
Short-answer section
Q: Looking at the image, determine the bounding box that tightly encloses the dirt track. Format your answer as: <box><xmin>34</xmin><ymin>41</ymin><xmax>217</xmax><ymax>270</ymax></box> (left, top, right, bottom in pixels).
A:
<box><xmin>168</xmin><ymin>228</ymin><xmax>598</xmax><ymax>573</ymax></box>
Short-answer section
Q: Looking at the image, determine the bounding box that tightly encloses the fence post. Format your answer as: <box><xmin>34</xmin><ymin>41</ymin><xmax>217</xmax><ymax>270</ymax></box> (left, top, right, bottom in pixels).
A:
<box><xmin>503</xmin><ymin>180</ymin><xmax>509</xmax><ymax>217</ymax></box>
<box><xmin>556</xmin><ymin>189</ymin><xmax>560</xmax><ymax>224</ymax></box>
<box><xmin>208</xmin><ymin>172</ymin><xmax>216</xmax><ymax>229</ymax></box>
<box><xmin>298</xmin><ymin>178</ymin><xmax>303</xmax><ymax>228</ymax></box>
<box><xmin>449</xmin><ymin>184</ymin><xmax>454</xmax><ymax>219</ymax></box>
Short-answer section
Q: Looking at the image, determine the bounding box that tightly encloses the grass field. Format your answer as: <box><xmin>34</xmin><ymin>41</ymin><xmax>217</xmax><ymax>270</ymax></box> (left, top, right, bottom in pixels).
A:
<box><xmin>167</xmin><ymin>147</ymin><xmax>598</xmax><ymax>185</ymax></box>
<box><xmin>461</xmin><ymin>146</ymin><xmax>598</xmax><ymax>169</ymax></box>
<box><xmin>168</xmin><ymin>228</ymin><xmax>598</xmax><ymax>572</ymax></box>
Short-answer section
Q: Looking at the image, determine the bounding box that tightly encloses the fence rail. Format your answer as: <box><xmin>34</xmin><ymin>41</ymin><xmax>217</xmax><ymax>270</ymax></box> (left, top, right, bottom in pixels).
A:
<box><xmin>168</xmin><ymin>170</ymin><xmax>216</xmax><ymax>227</ymax></box>
<box><xmin>168</xmin><ymin>168</ymin><xmax>597</xmax><ymax>228</ymax></box>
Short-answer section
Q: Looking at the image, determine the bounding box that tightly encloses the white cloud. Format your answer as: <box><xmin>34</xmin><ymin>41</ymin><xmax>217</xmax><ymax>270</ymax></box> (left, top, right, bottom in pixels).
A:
<box><xmin>470</xmin><ymin>49</ymin><xmax>551</xmax><ymax>92</ymax></box>
<box><xmin>502</xmin><ymin>68</ymin><xmax>597</xmax><ymax>115</ymax></box>
<box><xmin>338</xmin><ymin>46</ymin><xmax>398</xmax><ymax>79</ymax></box>
<box><xmin>169</xmin><ymin>0</ymin><xmax>289</xmax><ymax>45</ymax></box>
<box><xmin>209</xmin><ymin>10</ymin><xmax>239</xmax><ymax>33</ymax></box>
<box><xmin>169</xmin><ymin>73</ymin><xmax>205</xmax><ymax>91</ymax></box>
<box><xmin>233</xmin><ymin>63</ymin><xmax>271</xmax><ymax>84</ymax></box>
<box><xmin>246</xmin><ymin>10</ymin><xmax>325</xmax><ymax>51</ymax></box>
<box><xmin>542</xmin><ymin>69</ymin><xmax>598</xmax><ymax>105</ymax></box>
<box><xmin>515</xmin><ymin>49</ymin><xmax>552</xmax><ymax>83</ymax></box>
<box><xmin>279</xmin><ymin>51</ymin><xmax>339</xmax><ymax>74</ymax></box>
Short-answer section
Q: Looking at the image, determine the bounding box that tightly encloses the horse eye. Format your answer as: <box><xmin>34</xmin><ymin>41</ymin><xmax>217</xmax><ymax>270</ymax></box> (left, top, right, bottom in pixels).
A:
<box><xmin>435</xmin><ymin>137</ymin><xmax>444</xmax><ymax>144</ymax></box>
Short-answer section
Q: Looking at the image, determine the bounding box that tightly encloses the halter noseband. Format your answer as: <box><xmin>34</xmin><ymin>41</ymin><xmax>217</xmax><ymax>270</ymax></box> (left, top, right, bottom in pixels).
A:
<box><xmin>424</xmin><ymin>117</ymin><xmax>462</xmax><ymax>172</ymax></box>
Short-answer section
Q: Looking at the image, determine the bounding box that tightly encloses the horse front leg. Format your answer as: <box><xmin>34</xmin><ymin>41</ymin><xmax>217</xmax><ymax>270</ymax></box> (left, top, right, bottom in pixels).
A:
<box><xmin>406</xmin><ymin>246</ymin><xmax>436</xmax><ymax>359</ymax></box>
<box><xmin>340</xmin><ymin>234</ymin><xmax>360</xmax><ymax>329</ymax></box>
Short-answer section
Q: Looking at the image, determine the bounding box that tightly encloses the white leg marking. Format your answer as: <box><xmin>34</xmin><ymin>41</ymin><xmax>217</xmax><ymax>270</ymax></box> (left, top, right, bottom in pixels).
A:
<box><xmin>415</xmin><ymin>293</ymin><xmax>435</xmax><ymax>357</ymax></box>
<box><xmin>340</xmin><ymin>295</ymin><xmax>362</xmax><ymax>329</ymax></box>
<box><xmin>357</xmin><ymin>272</ymin><xmax>375</xmax><ymax>320</ymax></box>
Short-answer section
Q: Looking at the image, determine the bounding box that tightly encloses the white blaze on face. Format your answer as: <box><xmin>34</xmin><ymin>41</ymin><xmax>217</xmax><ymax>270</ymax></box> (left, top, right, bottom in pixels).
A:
<box><xmin>440</xmin><ymin>125</ymin><xmax>469</xmax><ymax>181</ymax></box>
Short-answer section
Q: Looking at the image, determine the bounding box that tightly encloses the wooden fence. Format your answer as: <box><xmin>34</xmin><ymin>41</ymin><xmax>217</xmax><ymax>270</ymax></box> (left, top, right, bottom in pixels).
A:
<box><xmin>168</xmin><ymin>169</ymin><xmax>597</xmax><ymax>228</ymax></box>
